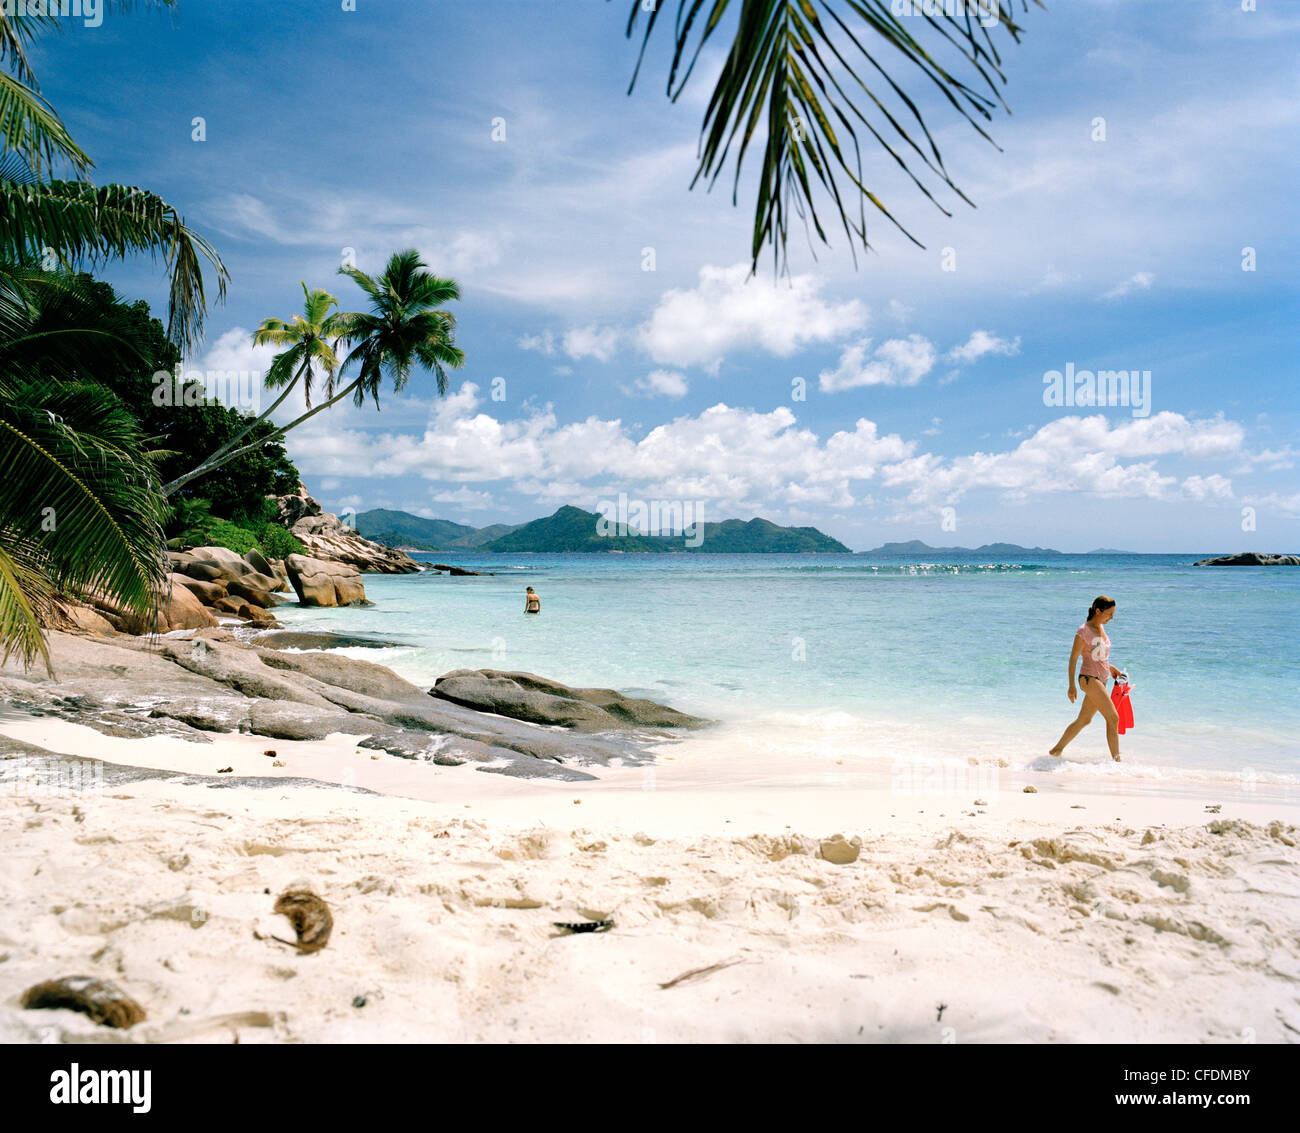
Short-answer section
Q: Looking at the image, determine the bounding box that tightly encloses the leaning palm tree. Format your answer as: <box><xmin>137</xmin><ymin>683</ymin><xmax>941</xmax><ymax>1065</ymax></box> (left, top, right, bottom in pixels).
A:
<box><xmin>254</xmin><ymin>285</ymin><xmax>347</xmax><ymax>409</ymax></box>
<box><xmin>0</xmin><ymin>3</ymin><xmax>225</xmax><ymax>351</ymax></box>
<box><xmin>160</xmin><ymin>251</ymin><xmax>464</xmax><ymax>495</ymax></box>
<box><xmin>0</xmin><ymin>269</ymin><xmax>168</xmax><ymax>673</ymax></box>
<box><xmin>335</xmin><ymin>250</ymin><xmax>465</xmax><ymax>405</ymax></box>
<box><xmin>161</xmin><ymin>285</ymin><xmax>346</xmax><ymax>494</ymax></box>
<box><xmin>622</xmin><ymin>0</ymin><xmax>1043</xmax><ymax>272</ymax></box>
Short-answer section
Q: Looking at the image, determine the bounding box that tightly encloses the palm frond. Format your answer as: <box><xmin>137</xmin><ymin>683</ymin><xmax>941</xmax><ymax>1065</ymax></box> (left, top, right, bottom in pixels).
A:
<box><xmin>0</xmin><ymin>178</ymin><xmax>229</xmax><ymax>351</ymax></box>
<box><xmin>0</xmin><ymin>68</ymin><xmax>92</xmax><ymax>176</ymax></box>
<box><xmin>0</xmin><ymin>539</ymin><xmax>52</xmax><ymax>675</ymax></box>
<box><xmin>622</xmin><ymin>0</ymin><xmax>1042</xmax><ymax>271</ymax></box>
<box><xmin>0</xmin><ymin>381</ymin><xmax>167</xmax><ymax>637</ymax></box>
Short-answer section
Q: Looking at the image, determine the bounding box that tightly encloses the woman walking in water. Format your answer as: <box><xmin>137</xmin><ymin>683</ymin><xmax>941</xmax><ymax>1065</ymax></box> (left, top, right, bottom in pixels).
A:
<box><xmin>1050</xmin><ymin>595</ymin><xmax>1124</xmax><ymax>762</ymax></box>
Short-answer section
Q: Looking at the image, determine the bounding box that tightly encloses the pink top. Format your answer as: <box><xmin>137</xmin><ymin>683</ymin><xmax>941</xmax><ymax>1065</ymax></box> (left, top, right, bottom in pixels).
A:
<box><xmin>1076</xmin><ymin>622</ymin><xmax>1110</xmax><ymax>681</ymax></box>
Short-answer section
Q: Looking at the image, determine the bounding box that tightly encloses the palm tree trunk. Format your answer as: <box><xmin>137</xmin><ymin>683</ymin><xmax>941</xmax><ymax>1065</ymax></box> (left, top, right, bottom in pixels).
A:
<box><xmin>160</xmin><ymin>375</ymin><xmax>363</xmax><ymax>497</ymax></box>
<box><xmin>202</xmin><ymin>361</ymin><xmax>304</xmax><ymax>465</ymax></box>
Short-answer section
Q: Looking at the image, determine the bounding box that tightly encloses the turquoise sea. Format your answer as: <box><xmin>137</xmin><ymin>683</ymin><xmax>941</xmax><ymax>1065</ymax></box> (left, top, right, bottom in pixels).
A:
<box><xmin>269</xmin><ymin>553</ymin><xmax>1300</xmax><ymax>793</ymax></box>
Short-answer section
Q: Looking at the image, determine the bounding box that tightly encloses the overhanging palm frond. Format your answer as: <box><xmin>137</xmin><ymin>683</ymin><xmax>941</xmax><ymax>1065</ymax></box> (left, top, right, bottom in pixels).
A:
<box><xmin>0</xmin><ymin>178</ymin><xmax>229</xmax><ymax>352</ymax></box>
<box><xmin>0</xmin><ymin>379</ymin><xmax>167</xmax><ymax>667</ymax></box>
<box><xmin>0</xmin><ymin>68</ymin><xmax>91</xmax><ymax>176</ymax></box>
<box><xmin>0</xmin><ymin>265</ymin><xmax>154</xmax><ymax>382</ymax></box>
<box><xmin>623</xmin><ymin>0</ymin><xmax>1042</xmax><ymax>271</ymax></box>
<box><xmin>0</xmin><ymin>539</ymin><xmax>52</xmax><ymax>674</ymax></box>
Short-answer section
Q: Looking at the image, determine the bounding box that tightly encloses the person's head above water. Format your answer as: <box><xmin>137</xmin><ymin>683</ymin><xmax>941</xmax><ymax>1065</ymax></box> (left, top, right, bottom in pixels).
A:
<box><xmin>526</xmin><ymin>586</ymin><xmax>535</xmax><ymax>593</ymax></box>
<box><xmin>1087</xmin><ymin>595</ymin><xmax>1116</xmax><ymax>623</ymax></box>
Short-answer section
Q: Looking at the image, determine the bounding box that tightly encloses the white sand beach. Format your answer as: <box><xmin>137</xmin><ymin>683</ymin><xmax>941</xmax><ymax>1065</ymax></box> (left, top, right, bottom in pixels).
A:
<box><xmin>3</xmin><ymin>708</ymin><xmax>1297</xmax><ymax>1045</ymax></box>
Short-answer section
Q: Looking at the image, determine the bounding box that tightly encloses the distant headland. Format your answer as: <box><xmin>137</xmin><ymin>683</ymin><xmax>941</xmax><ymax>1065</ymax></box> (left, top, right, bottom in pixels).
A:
<box><xmin>357</xmin><ymin>506</ymin><xmax>850</xmax><ymax>554</ymax></box>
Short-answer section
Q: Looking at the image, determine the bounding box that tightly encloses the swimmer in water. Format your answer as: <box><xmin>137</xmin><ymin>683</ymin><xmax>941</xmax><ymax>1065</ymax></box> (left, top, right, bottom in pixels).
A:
<box><xmin>524</xmin><ymin>586</ymin><xmax>540</xmax><ymax>614</ymax></box>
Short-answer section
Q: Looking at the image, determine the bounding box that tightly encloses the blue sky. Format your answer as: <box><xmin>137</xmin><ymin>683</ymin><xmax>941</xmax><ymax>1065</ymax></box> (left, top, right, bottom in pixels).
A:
<box><xmin>34</xmin><ymin>0</ymin><xmax>1300</xmax><ymax>551</ymax></box>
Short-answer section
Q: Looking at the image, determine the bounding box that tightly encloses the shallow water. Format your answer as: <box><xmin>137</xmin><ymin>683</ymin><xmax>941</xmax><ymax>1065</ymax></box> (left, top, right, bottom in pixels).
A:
<box><xmin>268</xmin><ymin>552</ymin><xmax>1300</xmax><ymax>790</ymax></box>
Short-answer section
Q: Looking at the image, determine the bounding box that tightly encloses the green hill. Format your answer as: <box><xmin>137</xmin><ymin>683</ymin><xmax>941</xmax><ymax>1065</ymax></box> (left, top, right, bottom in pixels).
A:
<box><xmin>481</xmin><ymin>507</ymin><xmax>849</xmax><ymax>553</ymax></box>
<box><xmin>356</xmin><ymin>511</ymin><xmax>496</xmax><ymax>550</ymax></box>
<box><xmin>355</xmin><ymin>505</ymin><xmax>850</xmax><ymax>553</ymax></box>
<box><xmin>865</xmin><ymin>539</ymin><xmax>1063</xmax><ymax>556</ymax></box>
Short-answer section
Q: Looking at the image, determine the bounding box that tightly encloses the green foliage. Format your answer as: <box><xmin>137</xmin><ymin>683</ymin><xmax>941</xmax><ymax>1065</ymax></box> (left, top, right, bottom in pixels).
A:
<box><xmin>0</xmin><ymin>373</ymin><xmax>167</xmax><ymax>672</ymax></box>
<box><xmin>254</xmin><ymin>522</ymin><xmax>305</xmax><ymax>561</ymax></box>
<box><xmin>155</xmin><ymin>405</ymin><xmax>299</xmax><ymax>517</ymax></box>
<box><xmin>44</xmin><ymin>273</ymin><xmax>302</xmax><ymax>519</ymax></box>
<box><xmin>164</xmin><ymin>496</ymin><xmax>213</xmax><ymax>549</ymax></box>
<box><xmin>336</xmin><ymin>250</ymin><xmax>464</xmax><ymax>406</ymax></box>
<box><xmin>194</xmin><ymin>517</ymin><xmax>260</xmax><ymax>556</ymax></box>
<box><xmin>171</xmin><ymin>496</ymin><xmax>304</xmax><ymax>560</ymax></box>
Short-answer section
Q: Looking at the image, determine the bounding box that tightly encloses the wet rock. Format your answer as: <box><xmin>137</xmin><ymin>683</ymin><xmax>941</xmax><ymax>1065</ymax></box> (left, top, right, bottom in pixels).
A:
<box><xmin>429</xmin><ymin>669</ymin><xmax>710</xmax><ymax>732</ymax></box>
<box><xmin>1193</xmin><ymin>552</ymin><xmax>1299</xmax><ymax>566</ymax></box>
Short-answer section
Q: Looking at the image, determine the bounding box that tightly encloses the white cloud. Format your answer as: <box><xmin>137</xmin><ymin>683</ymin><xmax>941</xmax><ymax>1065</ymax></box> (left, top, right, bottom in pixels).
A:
<box><xmin>631</xmin><ymin>369</ymin><xmax>689</xmax><ymax>398</ymax></box>
<box><xmin>1181</xmin><ymin>474</ymin><xmax>1233</xmax><ymax>502</ymax></box>
<box><xmin>431</xmin><ymin>487</ymin><xmax>496</xmax><ymax>510</ymax></box>
<box><xmin>518</xmin><ymin>330</ymin><xmax>557</xmax><ymax>356</ymax></box>
<box><xmin>946</xmin><ymin>329</ymin><xmax>1022</xmax><ymax>364</ymax></box>
<box><xmin>562</xmin><ymin>324</ymin><xmax>619</xmax><ymax>362</ymax></box>
<box><xmin>818</xmin><ymin>335</ymin><xmax>936</xmax><ymax>392</ymax></box>
<box><xmin>638</xmin><ymin>263</ymin><xmax>866</xmax><ymax>371</ymax></box>
<box><xmin>1101</xmin><ymin>271</ymin><xmax>1156</xmax><ymax>300</ymax></box>
<box><xmin>519</xmin><ymin>325</ymin><xmax>619</xmax><ymax>362</ymax></box>
<box><xmin>888</xmin><ymin>299</ymin><xmax>913</xmax><ymax>323</ymax></box>
<box><xmin>190</xmin><ymin>326</ymin><xmax>277</xmax><ymax>377</ymax></box>
<box><xmin>281</xmin><ymin>389</ymin><xmax>1252</xmax><ymax>525</ymax></box>
<box><xmin>880</xmin><ymin>412</ymin><xmax>1245</xmax><ymax>506</ymax></box>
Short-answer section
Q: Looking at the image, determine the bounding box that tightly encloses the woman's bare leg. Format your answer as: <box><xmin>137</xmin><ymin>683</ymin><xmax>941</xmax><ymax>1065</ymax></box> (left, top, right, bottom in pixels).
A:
<box><xmin>1081</xmin><ymin>678</ymin><xmax>1121</xmax><ymax>760</ymax></box>
<box><xmin>1050</xmin><ymin>697</ymin><xmax>1097</xmax><ymax>755</ymax></box>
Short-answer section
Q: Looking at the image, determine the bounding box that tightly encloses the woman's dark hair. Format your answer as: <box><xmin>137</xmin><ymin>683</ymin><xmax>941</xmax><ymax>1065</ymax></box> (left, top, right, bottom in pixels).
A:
<box><xmin>1087</xmin><ymin>595</ymin><xmax>1116</xmax><ymax>621</ymax></box>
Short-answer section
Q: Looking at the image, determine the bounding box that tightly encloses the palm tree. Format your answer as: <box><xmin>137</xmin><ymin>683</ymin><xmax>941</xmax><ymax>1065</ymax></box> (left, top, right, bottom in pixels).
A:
<box><xmin>0</xmin><ymin>3</ymin><xmax>225</xmax><ymax>351</ymax></box>
<box><xmin>255</xmin><ymin>285</ymin><xmax>348</xmax><ymax>409</ymax></box>
<box><xmin>160</xmin><ymin>251</ymin><xmax>464</xmax><ymax>495</ymax></box>
<box><xmin>0</xmin><ymin>269</ymin><xmax>168</xmax><ymax>674</ymax></box>
<box><xmin>622</xmin><ymin>0</ymin><xmax>1043</xmax><ymax>272</ymax></box>
<box><xmin>163</xmin><ymin>284</ymin><xmax>346</xmax><ymax>492</ymax></box>
<box><xmin>335</xmin><ymin>250</ymin><xmax>465</xmax><ymax>405</ymax></box>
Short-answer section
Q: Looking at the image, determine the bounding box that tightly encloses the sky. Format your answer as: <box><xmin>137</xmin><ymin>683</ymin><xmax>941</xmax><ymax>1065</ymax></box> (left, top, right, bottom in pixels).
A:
<box><xmin>31</xmin><ymin>0</ymin><xmax>1300</xmax><ymax>552</ymax></box>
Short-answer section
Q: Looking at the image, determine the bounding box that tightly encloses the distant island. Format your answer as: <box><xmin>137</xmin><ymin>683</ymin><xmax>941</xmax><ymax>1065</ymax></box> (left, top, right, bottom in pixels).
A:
<box><xmin>357</xmin><ymin>505</ymin><xmax>849</xmax><ymax>553</ymax></box>
<box><xmin>862</xmin><ymin>539</ymin><xmax>1065</xmax><ymax>556</ymax></box>
<box><xmin>355</xmin><ymin>509</ymin><xmax>521</xmax><ymax>551</ymax></box>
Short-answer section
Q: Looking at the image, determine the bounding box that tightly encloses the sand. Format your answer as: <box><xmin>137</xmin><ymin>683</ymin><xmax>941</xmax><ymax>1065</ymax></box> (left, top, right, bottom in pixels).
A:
<box><xmin>1</xmin><ymin>714</ymin><xmax>1298</xmax><ymax>1044</ymax></box>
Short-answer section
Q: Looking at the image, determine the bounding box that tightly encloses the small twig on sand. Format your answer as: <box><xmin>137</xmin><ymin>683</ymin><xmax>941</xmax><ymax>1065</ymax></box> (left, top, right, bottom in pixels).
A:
<box><xmin>658</xmin><ymin>957</ymin><xmax>746</xmax><ymax>990</ymax></box>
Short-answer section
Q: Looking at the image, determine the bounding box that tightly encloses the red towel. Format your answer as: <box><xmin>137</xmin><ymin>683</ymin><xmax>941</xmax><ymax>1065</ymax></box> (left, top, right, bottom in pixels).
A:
<box><xmin>1111</xmin><ymin>681</ymin><xmax>1135</xmax><ymax>735</ymax></box>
